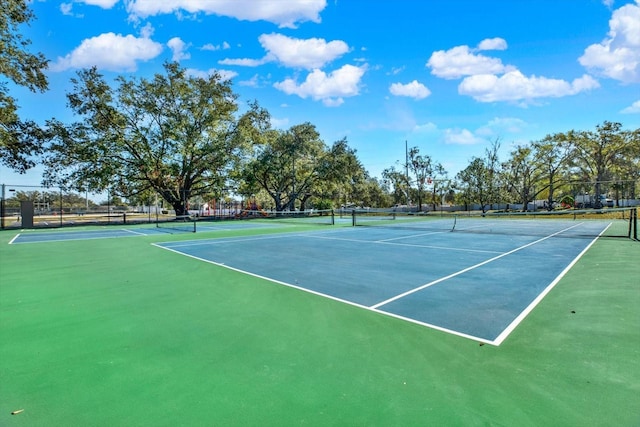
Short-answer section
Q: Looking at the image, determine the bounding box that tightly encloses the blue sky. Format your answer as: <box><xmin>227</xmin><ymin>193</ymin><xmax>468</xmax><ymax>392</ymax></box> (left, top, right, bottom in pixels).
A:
<box><xmin>2</xmin><ymin>0</ymin><xmax>640</xmax><ymax>187</ymax></box>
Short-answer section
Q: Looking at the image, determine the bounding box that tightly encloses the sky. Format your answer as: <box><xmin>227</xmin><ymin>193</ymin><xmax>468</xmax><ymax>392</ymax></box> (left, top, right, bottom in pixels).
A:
<box><xmin>2</xmin><ymin>0</ymin><xmax>640</xmax><ymax>189</ymax></box>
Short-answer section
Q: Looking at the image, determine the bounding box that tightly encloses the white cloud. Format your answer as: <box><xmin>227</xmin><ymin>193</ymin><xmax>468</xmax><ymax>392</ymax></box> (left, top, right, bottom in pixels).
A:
<box><xmin>259</xmin><ymin>33</ymin><xmax>349</xmax><ymax>69</ymax></box>
<box><xmin>458</xmin><ymin>71</ymin><xmax>599</xmax><ymax>103</ymax></box>
<box><xmin>621</xmin><ymin>99</ymin><xmax>640</xmax><ymax>113</ymax></box>
<box><xmin>477</xmin><ymin>37</ymin><xmax>508</xmax><ymax>51</ymax></box>
<box><xmin>579</xmin><ymin>0</ymin><xmax>640</xmax><ymax>83</ymax></box>
<box><xmin>139</xmin><ymin>23</ymin><xmax>154</xmax><ymax>39</ymax></box>
<box><xmin>202</xmin><ymin>41</ymin><xmax>230</xmax><ymax>51</ymax></box>
<box><xmin>389</xmin><ymin>80</ymin><xmax>431</xmax><ymax>99</ymax></box>
<box><xmin>60</xmin><ymin>3</ymin><xmax>73</xmax><ymax>15</ymax></box>
<box><xmin>387</xmin><ymin>66</ymin><xmax>405</xmax><ymax>75</ymax></box>
<box><xmin>443</xmin><ymin>128</ymin><xmax>485</xmax><ymax>145</ymax></box>
<box><xmin>220</xmin><ymin>33</ymin><xmax>349</xmax><ymax>69</ymax></box>
<box><xmin>427</xmin><ymin>45</ymin><xmax>509</xmax><ymax>79</ymax></box>
<box><xmin>412</xmin><ymin>122</ymin><xmax>438</xmax><ymax>133</ymax></box>
<box><xmin>167</xmin><ymin>37</ymin><xmax>190</xmax><ymax>61</ymax></box>
<box><xmin>78</xmin><ymin>0</ymin><xmax>119</xmax><ymax>8</ymax></box>
<box><xmin>126</xmin><ymin>0</ymin><xmax>327</xmax><ymax>28</ymax></box>
<box><xmin>270</xmin><ymin>117</ymin><xmax>290</xmax><ymax>129</ymax></box>
<box><xmin>274</xmin><ymin>64</ymin><xmax>366</xmax><ymax>106</ymax></box>
<box><xmin>186</xmin><ymin>68</ymin><xmax>238</xmax><ymax>81</ymax></box>
<box><xmin>219</xmin><ymin>57</ymin><xmax>268</xmax><ymax>67</ymax></box>
<box><xmin>50</xmin><ymin>32</ymin><xmax>163</xmax><ymax>72</ymax></box>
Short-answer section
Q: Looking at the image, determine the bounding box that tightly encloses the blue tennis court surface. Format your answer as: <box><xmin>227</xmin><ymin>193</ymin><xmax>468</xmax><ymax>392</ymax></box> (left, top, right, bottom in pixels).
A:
<box><xmin>155</xmin><ymin>221</ymin><xmax>608</xmax><ymax>345</ymax></box>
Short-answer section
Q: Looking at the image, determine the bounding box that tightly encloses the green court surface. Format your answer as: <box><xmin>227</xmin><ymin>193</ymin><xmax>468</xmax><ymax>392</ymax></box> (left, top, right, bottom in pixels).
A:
<box><xmin>0</xmin><ymin>224</ymin><xmax>638</xmax><ymax>426</ymax></box>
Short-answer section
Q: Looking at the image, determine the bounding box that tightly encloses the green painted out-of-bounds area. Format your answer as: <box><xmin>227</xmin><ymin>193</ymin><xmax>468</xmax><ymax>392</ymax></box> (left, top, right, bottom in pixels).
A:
<box><xmin>1</xmin><ymin>225</ymin><xmax>638</xmax><ymax>426</ymax></box>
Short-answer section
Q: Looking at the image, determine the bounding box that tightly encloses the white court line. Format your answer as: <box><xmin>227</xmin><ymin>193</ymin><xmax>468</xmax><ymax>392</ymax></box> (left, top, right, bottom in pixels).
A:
<box><xmin>151</xmin><ymin>241</ymin><xmax>497</xmax><ymax>346</ymax></box>
<box><xmin>122</xmin><ymin>228</ymin><xmax>147</xmax><ymax>236</ymax></box>
<box><xmin>305</xmin><ymin>233</ymin><xmax>502</xmax><ymax>254</ymax></box>
<box><xmin>8</xmin><ymin>229</ymin><xmax>142</xmax><ymax>244</ymax></box>
<box><xmin>491</xmin><ymin>223</ymin><xmax>611</xmax><ymax>346</ymax></box>
<box><xmin>377</xmin><ymin>229</ymin><xmax>449</xmax><ymax>242</ymax></box>
<box><xmin>157</xmin><ymin>233</ymin><xmax>300</xmax><ymax>248</ymax></box>
<box><xmin>370</xmin><ymin>222</ymin><xmax>585</xmax><ymax>310</ymax></box>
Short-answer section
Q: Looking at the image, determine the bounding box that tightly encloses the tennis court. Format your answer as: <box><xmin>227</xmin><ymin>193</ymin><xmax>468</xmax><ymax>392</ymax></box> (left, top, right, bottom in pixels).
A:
<box><xmin>154</xmin><ymin>216</ymin><xmax>613</xmax><ymax>345</ymax></box>
<box><xmin>1</xmin><ymin>210</ymin><xmax>638</xmax><ymax>425</ymax></box>
<box><xmin>7</xmin><ymin>218</ymin><xmax>307</xmax><ymax>244</ymax></box>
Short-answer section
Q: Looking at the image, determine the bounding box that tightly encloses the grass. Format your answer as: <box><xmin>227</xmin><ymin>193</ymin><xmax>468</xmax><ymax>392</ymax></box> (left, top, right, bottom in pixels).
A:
<box><xmin>0</xmin><ymin>223</ymin><xmax>638</xmax><ymax>426</ymax></box>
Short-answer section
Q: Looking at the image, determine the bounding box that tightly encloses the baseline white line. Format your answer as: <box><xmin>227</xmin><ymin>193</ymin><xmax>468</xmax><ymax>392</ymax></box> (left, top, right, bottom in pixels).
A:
<box><xmin>492</xmin><ymin>223</ymin><xmax>611</xmax><ymax>345</ymax></box>
<box><xmin>8</xmin><ymin>233</ymin><xmax>20</xmax><ymax>244</ymax></box>
<box><xmin>370</xmin><ymin>222</ymin><xmax>585</xmax><ymax>310</ymax></box>
<box><xmin>122</xmin><ymin>228</ymin><xmax>147</xmax><ymax>236</ymax></box>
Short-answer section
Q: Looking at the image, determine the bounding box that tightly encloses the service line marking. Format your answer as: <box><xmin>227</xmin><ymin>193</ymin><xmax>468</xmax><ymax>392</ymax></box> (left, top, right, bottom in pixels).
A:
<box><xmin>370</xmin><ymin>222</ymin><xmax>585</xmax><ymax>310</ymax></box>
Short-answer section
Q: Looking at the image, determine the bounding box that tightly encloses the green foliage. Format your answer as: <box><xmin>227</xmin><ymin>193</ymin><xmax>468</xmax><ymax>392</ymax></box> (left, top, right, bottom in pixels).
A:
<box><xmin>240</xmin><ymin>123</ymin><xmax>371</xmax><ymax>211</ymax></box>
<box><xmin>43</xmin><ymin>62</ymin><xmax>269</xmax><ymax>216</ymax></box>
<box><xmin>0</xmin><ymin>0</ymin><xmax>49</xmax><ymax>172</ymax></box>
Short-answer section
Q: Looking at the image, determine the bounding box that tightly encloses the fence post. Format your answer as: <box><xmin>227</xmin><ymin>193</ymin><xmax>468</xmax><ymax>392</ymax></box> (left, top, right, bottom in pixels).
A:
<box><xmin>1</xmin><ymin>184</ymin><xmax>5</xmax><ymax>230</ymax></box>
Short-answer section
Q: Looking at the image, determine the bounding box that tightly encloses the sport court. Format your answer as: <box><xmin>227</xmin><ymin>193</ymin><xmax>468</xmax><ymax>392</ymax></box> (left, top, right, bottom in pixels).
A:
<box><xmin>154</xmin><ymin>216</ymin><xmax>610</xmax><ymax>345</ymax></box>
<box><xmin>1</xmin><ymin>211</ymin><xmax>638</xmax><ymax>425</ymax></box>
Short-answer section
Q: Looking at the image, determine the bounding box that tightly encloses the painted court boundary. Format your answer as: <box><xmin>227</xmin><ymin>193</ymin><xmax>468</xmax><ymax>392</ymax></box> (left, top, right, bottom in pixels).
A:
<box><xmin>153</xmin><ymin>222</ymin><xmax>606</xmax><ymax>346</ymax></box>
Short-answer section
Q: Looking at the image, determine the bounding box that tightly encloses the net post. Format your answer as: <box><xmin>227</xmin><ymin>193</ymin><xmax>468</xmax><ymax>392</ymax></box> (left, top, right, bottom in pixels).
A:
<box><xmin>628</xmin><ymin>208</ymin><xmax>633</xmax><ymax>239</ymax></box>
<box><xmin>352</xmin><ymin>209</ymin><xmax>356</xmax><ymax>227</ymax></box>
<box><xmin>633</xmin><ymin>208</ymin><xmax>638</xmax><ymax>241</ymax></box>
<box><xmin>192</xmin><ymin>218</ymin><xmax>197</xmax><ymax>233</ymax></box>
<box><xmin>331</xmin><ymin>209</ymin><xmax>335</xmax><ymax>225</ymax></box>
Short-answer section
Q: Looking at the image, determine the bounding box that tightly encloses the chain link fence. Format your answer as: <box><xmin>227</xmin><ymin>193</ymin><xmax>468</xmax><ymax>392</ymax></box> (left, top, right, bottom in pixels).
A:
<box><xmin>0</xmin><ymin>184</ymin><xmax>169</xmax><ymax>230</ymax></box>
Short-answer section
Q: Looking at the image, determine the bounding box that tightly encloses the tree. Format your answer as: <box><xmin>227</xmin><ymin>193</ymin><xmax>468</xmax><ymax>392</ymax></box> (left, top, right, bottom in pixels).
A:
<box><xmin>241</xmin><ymin>123</ymin><xmax>329</xmax><ymax>211</ymax></box>
<box><xmin>428</xmin><ymin>163</ymin><xmax>448</xmax><ymax>211</ymax></box>
<box><xmin>455</xmin><ymin>139</ymin><xmax>502</xmax><ymax>213</ymax></box>
<box><xmin>567</xmin><ymin>121</ymin><xmax>634</xmax><ymax>208</ymax></box>
<box><xmin>484</xmin><ymin>138</ymin><xmax>502</xmax><ymax>209</ymax></box>
<box><xmin>531</xmin><ymin>135</ymin><xmax>574</xmax><ymax>210</ymax></box>
<box><xmin>0</xmin><ymin>0</ymin><xmax>49</xmax><ymax>172</ymax></box>
<box><xmin>381</xmin><ymin>164</ymin><xmax>409</xmax><ymax>206</ymax></box>
<box><xmin>322</xmin><ymin>138</ymin><xmax>369</xmax><ymax>208</ymax></box>
<box><xmin>456</xmin><ymin>157</ymin><xmax>491</xmax><ymax>212</ymax></box>
<box><xmin>43</xmin><ymin>62</ymin><xmax>269</xmax><ymax>216</ymax></box>
<box><xmin>502</xmin><ymin>145</ymin><xmax>540</xmax><ymax>211</ymax></box>
<box><xmin>406</xmin><ymin>146</ymin><xmax>434</xmax><ymax>211</ymax></box>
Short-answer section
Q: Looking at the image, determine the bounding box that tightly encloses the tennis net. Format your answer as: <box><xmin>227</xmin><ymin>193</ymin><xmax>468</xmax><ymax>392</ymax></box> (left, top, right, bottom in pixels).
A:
<box><xmin>237</xmin><ymin>209</ymin><xmax>335</xmax><ymax>225</ymax></box>
<box><xmin>156</xmin><ymin>215</ymin><xmax>197</xmax><ymax>233</ymax></box>
<box><xmin>352</xmin><ymin>207</ymin><xmax>638</xmax><ymax>240</ymax></box>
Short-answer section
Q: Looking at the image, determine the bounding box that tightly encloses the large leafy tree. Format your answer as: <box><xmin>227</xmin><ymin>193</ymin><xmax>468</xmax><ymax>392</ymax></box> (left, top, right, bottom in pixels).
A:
<box><xmin>0</xmin><ymin>0</ymin><xmax>49</xmax><ymax>172</ymax></box>
<box><xmin>566</xmin><ymin>121</ymin><xmax>636</xmax><ymax>208</ymax></box>
<box><xmin>502</xmin><ymin>145</ymin><xmax>541</xmax><ymax>211</ymax></box>
<box><xmin>406</xmin><ymin>146</ymin><xmax>434</xmax><ymax>212</ymax></box>
<box><xmin>455</xmin><ymin>140</ymin><xmax>502</xmax><ymax>212</ymax></box>
<box><xmin>241</xmin><ymin>123</ymin><xmax>359</xmax><ymax>211</ymax></box>
<box><xmin>322</xmin><ymin>138</ymin><xmax>372</xmax><ymax>208</ymax></box>
<box><xmin>381</xmin><ymin>164</ymin><xmax>409</xmax><ymax>207</ymax></box>
<box><xmin>531</xmin><ymin>135</ymin><xmax>574</xmax><ymax>209</ymax></box>
<box><xmin>43</xmin><ymin>62</ymin><xmax>269</xmax><ymax>216</ymax></box>
<box><xmin>456</xmin><ymin>157</ymin><xmax>490</xmax><ymax>212</ymax></box>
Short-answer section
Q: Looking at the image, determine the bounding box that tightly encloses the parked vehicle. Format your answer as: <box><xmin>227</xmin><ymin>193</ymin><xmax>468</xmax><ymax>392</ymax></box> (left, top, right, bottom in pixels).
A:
<box><xmin>574</xmin><ymin>194</ymin><xmax>613</xmax><ymax>208</ymax></box>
